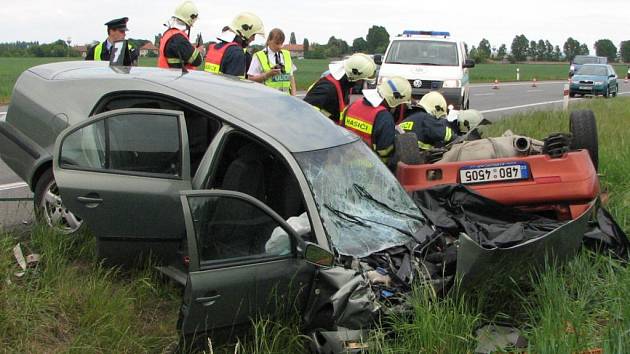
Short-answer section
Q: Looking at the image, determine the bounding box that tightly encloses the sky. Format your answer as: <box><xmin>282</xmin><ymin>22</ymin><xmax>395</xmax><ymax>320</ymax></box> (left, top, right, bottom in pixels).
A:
<box><xmin>0</xmin><ymin>0</ymin><xmax>628</xmax><ymax>52</ymax></box>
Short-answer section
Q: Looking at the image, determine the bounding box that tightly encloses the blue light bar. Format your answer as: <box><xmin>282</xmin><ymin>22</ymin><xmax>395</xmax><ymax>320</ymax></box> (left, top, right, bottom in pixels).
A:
<box><xmin>402</xmin><ymin>30</ymin><xmax>451</xmax><ymax>37</ymax></box>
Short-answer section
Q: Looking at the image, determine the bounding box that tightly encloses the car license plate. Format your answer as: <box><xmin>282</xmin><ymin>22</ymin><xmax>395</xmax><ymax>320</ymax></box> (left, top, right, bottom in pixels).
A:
<box><xmin>579</xmin><ymin>86</ymin><xmax>591</xmax><ymax>90</ymax></box>
<box><xmin>460</xmin><ymin>162</ymin><xmax>529</xmax><ymax>184</ymax></box>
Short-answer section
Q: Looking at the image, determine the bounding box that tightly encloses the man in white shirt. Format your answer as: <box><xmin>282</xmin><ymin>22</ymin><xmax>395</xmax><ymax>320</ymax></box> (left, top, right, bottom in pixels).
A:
<box><xmin>247</xmin><ymin>28</ymin><xmax>297</xmax><ymax>95</ymax></box>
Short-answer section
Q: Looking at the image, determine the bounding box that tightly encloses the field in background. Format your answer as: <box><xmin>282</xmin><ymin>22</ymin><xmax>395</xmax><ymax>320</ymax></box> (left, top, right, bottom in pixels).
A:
<box><xmin>1</xmin><ymin>57</ymin><xmax>627</xmax><ymax>103</ymax></box>
<box><xmin>1</xmin><ymin>98</ymin><xmax>628</xmax><ymax>352</ymax></box>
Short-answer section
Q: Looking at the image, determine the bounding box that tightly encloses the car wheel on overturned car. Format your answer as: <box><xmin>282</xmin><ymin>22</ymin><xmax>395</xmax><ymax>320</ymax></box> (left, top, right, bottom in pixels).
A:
<box><xmin>33</xmin><ymin>168</ymin><xmax>83</xmax><ymax>234</ymax></box>
<box><xmin>569</xmin><ymin>109</ymin><xmax>598</xmax><ymax>171</ymax></box>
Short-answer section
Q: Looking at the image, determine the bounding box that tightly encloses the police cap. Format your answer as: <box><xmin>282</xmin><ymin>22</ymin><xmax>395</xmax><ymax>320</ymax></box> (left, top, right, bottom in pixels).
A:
<box><xmin>105</xmin><ymin>17</ymin><xmax>129</xmax><ymax>31</ymax></box>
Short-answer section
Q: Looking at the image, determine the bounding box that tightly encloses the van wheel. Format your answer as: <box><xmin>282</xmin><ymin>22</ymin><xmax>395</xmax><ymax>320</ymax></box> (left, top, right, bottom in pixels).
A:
<box><xmin>569</xmin><ymin>110</ymin><xmax>598</xmax><ymax>171</ymax></box>
<box><xmin>34</xmin><ymin>168</ymin><xmax>83</xmax><ymax>234</ymax></box>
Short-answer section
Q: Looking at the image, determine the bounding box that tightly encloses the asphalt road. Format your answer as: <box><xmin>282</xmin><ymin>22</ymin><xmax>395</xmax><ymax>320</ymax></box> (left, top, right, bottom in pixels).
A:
<box><xmin>1</xmin><ymin>79</ymin><xmax>630</xmax><ymax>229</ymax></box>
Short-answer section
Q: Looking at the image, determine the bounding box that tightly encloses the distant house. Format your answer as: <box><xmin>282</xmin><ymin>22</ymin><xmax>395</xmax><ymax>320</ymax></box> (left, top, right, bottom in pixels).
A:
<box><xmin>282</xmin><ymin>44</ymin><xmax>304</xmax><ymax>58</ymax></box>
<box><xmin>73</xmin><ymin>45</ymin><xmax>88</xmax><ymax>58</ymax></box>
<box><xmin>139</xmin><ymin>42</ymin><xmax>159</xmax><ymax>57</ymax></box>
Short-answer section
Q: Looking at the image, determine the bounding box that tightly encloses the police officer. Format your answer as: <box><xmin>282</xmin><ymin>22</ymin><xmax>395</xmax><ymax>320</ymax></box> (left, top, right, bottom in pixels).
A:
<box><xmin>86</xmin><ymin>17</ymin><xmax>137</xmax><ymax>63</ymax></box>
<box><xmin>341</xmin><ymin>76</ymin><xmax>411</xmax><ymax>165</ymax></box>
<box><xmin>248</xmin><ymin>28</ymin><xmax>297</xmax><ymax>95</ymax></box>
<box><xmin>204</xmin><ymin>12</ymin><xmax>264</xmax><ymax>78</ymax></box>
<box><xmin>304</xmin><ymin>53</ymin><xmax>376</xmax><ymax>123</ymax></box>
<box><xmin>397</xmin><ymin>91</ymin><xmax>455</xmax><ymax>150</ymax></box>
<box><xmin>157</xmin><ymin>1</ymin><xmax>204</xmax><ymax>69</ymax></box>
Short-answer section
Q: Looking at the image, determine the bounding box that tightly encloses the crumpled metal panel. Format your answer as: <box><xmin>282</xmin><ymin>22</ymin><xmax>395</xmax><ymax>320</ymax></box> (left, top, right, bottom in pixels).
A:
<box><xmin>457</xmin><ymin>202</ymin><xmax>594</xmax><ymax>289</ymax></box>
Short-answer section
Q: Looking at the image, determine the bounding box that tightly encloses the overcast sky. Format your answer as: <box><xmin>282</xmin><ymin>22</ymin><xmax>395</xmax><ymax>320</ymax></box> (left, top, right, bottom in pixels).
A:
<box><xmin>1</xmin><ymin>0</ymin><xmax>628</xmax><ymax>52</ymax></box>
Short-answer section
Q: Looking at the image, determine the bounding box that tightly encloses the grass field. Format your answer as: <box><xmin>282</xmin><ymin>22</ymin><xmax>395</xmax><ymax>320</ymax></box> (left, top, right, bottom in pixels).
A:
<box><xmin>1</xmin><ymin>97</ymin><xmax>628</xmax><ymax>352</ymax></box>
<box><xmin>1</xmin><ymin>56</ymin><xmax>627</xmax><ymax>104</ymax></box>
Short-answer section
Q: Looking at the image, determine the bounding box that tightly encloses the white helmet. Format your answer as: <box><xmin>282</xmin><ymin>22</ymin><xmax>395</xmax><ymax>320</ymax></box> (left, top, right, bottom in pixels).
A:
<box><xmin>229</xmin><ymin>12</ymin><xmax>264</xmax><ymax>40</ymax></box>
<box><xmin>418</xmin><ymin>91</ymin><xmax>448</xmax><ymax>119</ymax></box>
<box><xmin>377</xmin><ymin>76</ymin><xmax>412</xmax><ymax>108</ymax></box>
<box><xmin>458</xmin><ymin>109</ymin><xmax>488</xmax><ymax>133</ymax></box>
<box><xmin>174</xmin><ymin>1</ymin><xmax>199</xmax><ymax>27</ymax></box>
<box><xmin>344</xmin><ymin>53</ymin><xmax>377</xmax><ymax>82</ymax></box>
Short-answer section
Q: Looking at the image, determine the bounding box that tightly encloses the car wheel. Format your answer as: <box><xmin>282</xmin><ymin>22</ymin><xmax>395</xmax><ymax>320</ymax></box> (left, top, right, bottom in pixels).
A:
<box><xmin>34</xmin><ymin>168</ymin><xmax>83</xmax><ymax>234</ymax></box>
<box><xmin>569</xmin><ymin>91</ymin><xmax>575</xmax><ymax>98</ymax></box>
<box><xmin>612</xmin><ymin>85</ymin><xmax>618</xmax><ymax>97</ymax></box>
<box><xmin>603</xmin><ymin>87</ymin><xmax>609</xmax><ymax>98</ymax></box>
<box><xmin>569</xmin><ymin>110</ymin><xmax>598</xmax><ymax>171</ymax></box>
<box><xmin>394</xmin><ymin>132</ymin><xmax>424</xmax><ymax>165</ymax></box>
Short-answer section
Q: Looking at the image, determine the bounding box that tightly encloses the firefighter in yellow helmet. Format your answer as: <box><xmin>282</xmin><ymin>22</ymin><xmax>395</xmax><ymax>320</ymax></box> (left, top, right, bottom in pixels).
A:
<box><xmin>397</xmin><ymin>91</ymin><xmax>456</xmax><ymax>150</ymax></box>
<box><xmin>157</xmin><ymin>1</ymin><xmax>204</xmax><ymax>69</ymax></box>
<box><xmin>304</xmin><ymin>53</ymin><xmax>377</xmax><ymax>123</ymax></box>
<box><xmin>340</xmin><ymin>76</ymin><xmax>411</xmax><ymax>166</ymax></box>
<box><xmin>204</xmin><ymin>12</ymin><xmax>264</xmax><ymax>78</ymax></box>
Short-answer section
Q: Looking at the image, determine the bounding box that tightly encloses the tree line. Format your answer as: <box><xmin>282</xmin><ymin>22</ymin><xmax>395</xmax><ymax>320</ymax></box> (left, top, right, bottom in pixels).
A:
<box><xmin>2</xmin><ymin>30</ymin><xmax>630</xmax><ymax>63</ymax></box>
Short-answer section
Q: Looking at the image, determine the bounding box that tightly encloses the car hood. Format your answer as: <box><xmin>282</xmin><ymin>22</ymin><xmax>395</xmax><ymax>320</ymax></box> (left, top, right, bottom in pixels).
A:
<box><xmin>572</xmin><ymin>74</ymin><xmax>607</xmax><ymax>82</ymax></box>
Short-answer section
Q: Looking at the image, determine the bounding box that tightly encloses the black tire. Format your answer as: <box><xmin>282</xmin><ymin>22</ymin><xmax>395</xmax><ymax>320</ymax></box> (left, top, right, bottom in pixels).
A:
<box><xmin>394</xmin><ymin>132</ymin><xmax>425</xmax><ymax>165</ymax></box>
<box><xmin>33</xmin><ymin>168</ymin><xmax>84</xmax><ymax>234</ymax></box>
<box><xmin>569</xmin><ymin>110</ymin><xmax>598</xmax><ymax>171</ymax></box>
<box><xmin>603</xmin><ymin>87</ymin><xmax>609</xmax><ymax>98</ymax></box>
<box><xmin>612</xmin><ymin>84</ymin><xmax>618</xmax><ymax>97</ymax></box>
<box><xmin>569</xmin><ymin>91</ymin><xmax>575</xmax><ymax>98</ymax></box>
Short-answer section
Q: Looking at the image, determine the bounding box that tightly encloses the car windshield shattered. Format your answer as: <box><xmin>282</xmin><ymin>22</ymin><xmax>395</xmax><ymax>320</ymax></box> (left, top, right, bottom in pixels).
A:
<box><xmin>295</xmin><ymin>141</ymin><xmax>425</xmax><ymax>257</ymax></box>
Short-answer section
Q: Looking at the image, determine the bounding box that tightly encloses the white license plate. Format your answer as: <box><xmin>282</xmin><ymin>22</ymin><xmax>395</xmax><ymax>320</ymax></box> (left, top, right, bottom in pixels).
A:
<box><xmin>460</xmin><ymin>162</ymin><xmax>529</xmax><ymax>184</ymax></box>
<box><xmin>579</xmin><ymin>86</ymin><xmax>591</xmax><ymax>90</ymax></box>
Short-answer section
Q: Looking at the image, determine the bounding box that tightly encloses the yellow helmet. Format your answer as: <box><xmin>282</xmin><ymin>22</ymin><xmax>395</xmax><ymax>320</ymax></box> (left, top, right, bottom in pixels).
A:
<box><xmin>457</xmin><ymin>109</ymin><xmax>488</xmax><ymax>133</ymax></box>
<box><xmin>377</xmin><ymin>76</ymin><xmax>412</xmax><ymax>108</ymax></box>
<box><xmin>229</xmin><ymin>12</ymin><xmax>264</xmax><ymax>39</ymax></box>
<box><xmin>344</xmin><ymin>53</ymin><xmax>377</xmax><ymax>82</ymax></box>
<box><xmin>418</xmin><ymin>91</ymin><xmax>448</xmax><ymax>118</ymax></box>
<box><xmin>174</xmin><ymin>1</ymin><xmax>199</xmax><ymax>27</ymax></box>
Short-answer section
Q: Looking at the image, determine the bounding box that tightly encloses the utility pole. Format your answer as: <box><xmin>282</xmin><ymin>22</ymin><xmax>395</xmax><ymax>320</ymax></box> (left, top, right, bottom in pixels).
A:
<box><xmin>66</xmin><ymin>37</ymin><xmax>72</xmax><ymax>57</ymax></box>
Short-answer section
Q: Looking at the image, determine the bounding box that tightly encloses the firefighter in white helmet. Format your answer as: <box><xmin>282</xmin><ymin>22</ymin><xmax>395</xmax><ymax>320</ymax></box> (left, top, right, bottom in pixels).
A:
<box><xmin>204</xmin><ymin>12</ymin><xmax>264</xmax><ymax>78</ymax></box>
<box><xmin>304</xmin><ymin>53</ymin><xmax>377</xmax><ymax>123</ymax></box>
<box><xmin>340</xmin><ymin>76</ymin><xmax>411</xmax><ymax>166</ymax></box>
<box><xmin>157</xmin><ymin>1</ymin><xmax>204</xmax><ymax>69</ymax></box>
<box><xmin>397</xmin><ymin>91</ymin><xmax>456</xmax><ymax>150</ymax></box>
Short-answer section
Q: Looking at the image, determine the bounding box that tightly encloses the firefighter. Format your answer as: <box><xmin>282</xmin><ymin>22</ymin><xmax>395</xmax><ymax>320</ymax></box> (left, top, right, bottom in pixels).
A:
<box><xmin>86</xmin><ymin>17</ymin><xmax>138</xmax><ymax>64</ymax></box>
<box><xmin>304</xmin><ymin>53</ymin><xmax>376</xmax><ymax>123</ymax></box>
<box><xmin>204</xmin><ymin>12</ymin><xmax>264</xmax><ymax>78</ymax></box>
<box><xmin>247</xmin><ymin>28</ymin><xmax>297</xmax><ymax>95</ymax></box>
<box><xmin>397</xmin><ymin>91</ymin><xmax>455</xmax><ymax>150</ymax></box>
<box><xmin>157</xmin><ymin>1</ymin><xmax>203</xmax><ymax>69</ymax></box>
<box><xmin>340</xmin><ymin>76</ymin><xmax>411</xmax><ymax>165</ymax></box>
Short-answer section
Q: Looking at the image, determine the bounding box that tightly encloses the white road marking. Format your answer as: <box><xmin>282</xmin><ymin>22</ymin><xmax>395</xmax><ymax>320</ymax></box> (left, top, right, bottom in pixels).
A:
<box><xmin>480</xmin><ymin>91</ymin><xmax>630</xmax><ymax>114</ymax></box>
<box><xmin>0</xmin><ymin>182</ymin><xmax>28</xmax><ymax>191</ymax></box>
<box><xmin>472</xmin><ymin>80</ymin><xmax>569</xmax><ymax>88</ymax></box>
<box><xmin>473</xmin><ymin>93</ymin><xmax>495</xmax><ymax>97</ymax></box>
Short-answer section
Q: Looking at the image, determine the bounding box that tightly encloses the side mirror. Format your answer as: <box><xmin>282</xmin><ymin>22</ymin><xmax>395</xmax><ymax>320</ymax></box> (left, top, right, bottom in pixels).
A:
<box><xmin>304</xmin><ymin>242</ymin><xmax>334</xmax><ymax>267</ymax></box>
<box><xmin>463</xmin><ymin>59</ymin><xmax>475</xmax><ymax>68</ymax></box>
<box><xmin>373</xmin><ymin>54</ymin><xmax>382</xmax><ymax>66</ymax></box>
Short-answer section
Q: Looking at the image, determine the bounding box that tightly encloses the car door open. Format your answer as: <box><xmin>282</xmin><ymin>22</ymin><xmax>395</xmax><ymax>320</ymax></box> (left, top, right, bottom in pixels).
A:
<box><xmin>53</xmin><ymin>108</ymin><xmax>191</xmax><ymax>263</ymax></box>
<box><xmin>178</xmin><ymin>189</ymin><xmax>319</xmax><ymax>343</ymax></box>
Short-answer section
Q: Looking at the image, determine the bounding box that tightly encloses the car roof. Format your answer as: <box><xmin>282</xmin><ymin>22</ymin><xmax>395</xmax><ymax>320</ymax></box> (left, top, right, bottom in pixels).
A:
<box><xmin>25</xmin><ymin>61</ymin><xmax>357</xmax><ymax>153</ymax></box>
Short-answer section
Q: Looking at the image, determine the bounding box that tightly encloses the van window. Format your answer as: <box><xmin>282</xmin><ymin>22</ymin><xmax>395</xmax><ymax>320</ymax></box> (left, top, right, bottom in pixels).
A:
<box><xmin>385</xmin><ymin>40</ymin><xmax>459</xmax><ymax>66</ymax></box>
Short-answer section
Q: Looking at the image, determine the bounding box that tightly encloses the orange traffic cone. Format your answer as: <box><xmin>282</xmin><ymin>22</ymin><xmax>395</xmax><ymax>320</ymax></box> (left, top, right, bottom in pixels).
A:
<box><xmin>532</xmin><ymin>78</ymin><xmax>537</xmax><ymax>88</ymax></box>
<box><xmin>492</xmin><ymin>79</ymin><xmax>499</xmax><ymax>89</ymax></box>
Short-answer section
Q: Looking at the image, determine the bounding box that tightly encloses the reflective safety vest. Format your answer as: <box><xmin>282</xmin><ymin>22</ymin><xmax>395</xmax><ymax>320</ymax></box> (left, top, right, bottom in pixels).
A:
<box><xmin>93</xmin><ymin>41</ymin><xmax>132</xmax><ymax>61</ymax></box>
<box><xmin>254</xmin><ymin>49</ymin><xmax>293</xmax><ymax>93</ymax></box>
<box><xmin>204</xmin><ymin>42</ymin><xmax>240</xmax><ymax>76</ymax></box>
<box><xmin>307</xmin><ymin>74</ymin><xmax>347</xmax><ymax>124</ymax></box>
<box><xmin>157</xmin><ymin>28</ymin><xmax>197</xmax><ymax>70</ymax></box>
<box><xmin>341</xmin><ymin>99</ymin><xmax>386</xmax><ymax>147</ymax></box>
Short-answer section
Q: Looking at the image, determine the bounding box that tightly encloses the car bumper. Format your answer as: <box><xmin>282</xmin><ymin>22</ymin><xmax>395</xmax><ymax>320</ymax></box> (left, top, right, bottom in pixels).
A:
<box><xmin>0</xmin><ymin>118</ymin><xmax>46</xmax><ymax>188</ymax></box>
<box><xmin>570</xmin><ymin>84</ymin><xmax>606</xmax><ymax>95</ymax></box>
<box><xmin>411</xmin><ymin>88</ymin><xmax>463</xmax><ymax>109</ymax></box>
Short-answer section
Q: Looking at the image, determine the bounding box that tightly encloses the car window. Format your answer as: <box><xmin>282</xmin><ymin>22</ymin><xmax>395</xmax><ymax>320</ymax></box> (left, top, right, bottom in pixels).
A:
<box><xmin>385</xmin><ymin>40</ymin><xmax>458</xmax><ymax>66</ymax></box>
<box><xmin>576</xmin><ymin>65</ymin><xmax>607</xmax><ymax>76</ymax></box>
<box><xmin>60</xmin><ymin>112</ymin><xmax>182</xmax><ymax>177</ymax></box>
<box><xmin>187</xmin><ymin>195</ymin><xmax>292</xmax><ymax>264</ymax></box>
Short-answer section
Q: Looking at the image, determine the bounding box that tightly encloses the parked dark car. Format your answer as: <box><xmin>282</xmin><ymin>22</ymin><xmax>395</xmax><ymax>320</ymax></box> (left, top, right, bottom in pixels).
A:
<box><xmin>569</xmin><ymin>64</ymin><xmax>618</xmax><ymax>97</ymax></box>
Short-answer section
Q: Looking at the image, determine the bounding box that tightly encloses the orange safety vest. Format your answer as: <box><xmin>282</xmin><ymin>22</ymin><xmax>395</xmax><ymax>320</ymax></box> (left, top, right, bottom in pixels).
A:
<box><xmin>204</xmin><ymin>42</ymin><xmax>240</xmax><ymax>74</ymax></box>
<box><xmin>323</xmin><ymin>74</ymin><xmax>347</xmax><ymax>124</ymax></box>
<box><xmin>157</xmin><ymin>28</ymin><xmax>196</xmax><ymax>70</ymax></box>
<box><xmin>341</xmin><ymin>99</ymin><xmax>387</xmax><ymax>147</ymax></box>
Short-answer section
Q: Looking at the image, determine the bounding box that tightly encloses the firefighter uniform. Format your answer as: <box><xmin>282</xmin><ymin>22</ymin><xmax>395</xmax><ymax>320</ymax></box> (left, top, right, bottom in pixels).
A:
<box><xmin>398</xmin><ymin>111</ymin><xmax>455</xmax><ymax>150</ymax></box>
<box><xmin>304</xmin><ymin>74</ymin><xmax>353</xmax><ymax>123</ymax></box>
<box><xmin>157</xmin><ymin>1</ymin><xmax>202</xmax><ymax>69</ymax></box>
<box><xmin>341</xmin><ymin>98</ymin><xmax>396</xmax><ymax>163</ymax></box>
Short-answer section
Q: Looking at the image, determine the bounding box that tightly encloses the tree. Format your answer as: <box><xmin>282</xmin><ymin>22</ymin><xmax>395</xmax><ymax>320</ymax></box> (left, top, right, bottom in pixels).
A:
<box><xmin>528</xmin><ymin>40</ymin><xmax>537</xmax><ymax>60</ymax></box>
<box><xmin>563</xmin><ymin>37</ymin><xmax>581</xmax><ymax>62</ymax></box>
<box><xmin>511</xmin><ymin>34</ymin><xmax>529</xmax><ymax>61</ymax></box>
<box><xmin>536</xmin><ymin>39</ymin><xmax>546</xmax><ymax>61</ymax></box>
<box><xmin>594</xmin><ymin>39</ymin><xmax>617</xmax><ymax>61</ymax></box>
<box><xmin>154</xmin><ymin>34</ymin><xmax>162</xmax><ymax>47</ymax></box>
<box><xmin>366</xmin><ymin>25</ymin><xmax>389</xmax><ymax>53</ymax></box>
<box><xmin>620</xmin><ymin>41</ymin><xmax>630</xmax><ymax>62</ymax></box>
<box><xmin>326</xmin><ymin>36</ymin><xmax>349</xmax><ymax>58</ymax></box>
<box><xmin>303</xmin><ymin>38</ymin><xmax>309</xmax><ymax>53</ymax></box>
<box><xmin>464</xmin><ymin>43</ymin><xmax>469</xmax><ymax>56</ymax></box>
<box><xmin>579</xmin><ymin>43</ymin><xmax>590</xmax><ymax>55</ymax></box>
<box><xmin>496</xmin><ymin>44</ymin><xmax>507</xmax><ymax>61</ymax></box>
<box><xmin>289</xmin><ymin>32</ymin><xmax>297</xmax><ymax>45</ymax></box>
<box><xmin>553</xmin><ymin>45</ymin><xmax>562</xmax><ymax>61</ymax></box>
<box><xmin>477</xmin><ymin>38</ymin><xmax>491</xmax><ymax>60</ymax></box>
<box><xmin>544</xmin><ymin>40</ymin><xmax>554</xmax><ymax>61</ymax></box>
<box><xmin>468</xmin><ymin>46</ymin><xmax>478</xmax><ymax>62</ymax></box>
<box><xmin>352</xmin><ymin>37</ymin><xmax>368</xmax><ymax>53</ymax></box>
